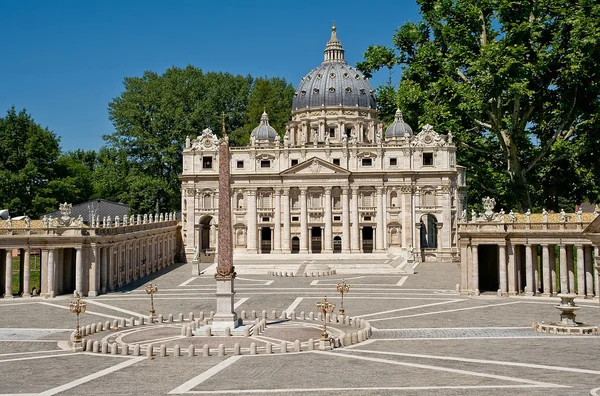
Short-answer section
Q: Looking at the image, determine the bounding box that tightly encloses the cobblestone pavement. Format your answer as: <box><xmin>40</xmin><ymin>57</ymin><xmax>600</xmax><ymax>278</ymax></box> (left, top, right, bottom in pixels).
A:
<box><xmin>0</xmin><ymin>259</ymin><xmax>599</xmax><ymax>395</ymax></box>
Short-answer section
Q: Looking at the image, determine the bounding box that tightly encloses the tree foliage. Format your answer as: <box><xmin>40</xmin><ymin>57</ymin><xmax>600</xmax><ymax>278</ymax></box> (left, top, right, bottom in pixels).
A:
<box><xmin>105</xmin><ymin>66</ymin><xmax>294</xmax><ymax>213</ymax></box>
<box><xmin>358</xmin><ymin>0</ymin><xmax>600</xmax><ymax>211</ymax></box>
<box><xmin>0</xmin><ymin>107</ymin><xmax>62</xmax><ymax>217</ymax></box>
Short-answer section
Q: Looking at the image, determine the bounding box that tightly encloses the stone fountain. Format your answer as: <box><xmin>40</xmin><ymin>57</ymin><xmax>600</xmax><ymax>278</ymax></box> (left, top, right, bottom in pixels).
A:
<box><xmin>534</xmin><ymin>293</ymin><xmax>599</xmax><ymax>335</ymax></box>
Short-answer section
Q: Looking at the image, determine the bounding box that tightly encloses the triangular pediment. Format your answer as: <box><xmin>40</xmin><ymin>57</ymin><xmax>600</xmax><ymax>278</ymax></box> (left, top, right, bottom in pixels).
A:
<box><xmin>280</xmin><ymin>157</ymin><xmax>351</xmax><ymax>176</ymax></box>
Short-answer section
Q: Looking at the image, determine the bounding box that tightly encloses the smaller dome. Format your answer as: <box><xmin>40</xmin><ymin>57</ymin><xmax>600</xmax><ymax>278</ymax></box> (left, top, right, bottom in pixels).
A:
<box><xmin>251</xmin><ymin>111</ymin><xmax>277</xmax><ymax>140</ymax></box>
<box><xmin>386</xmin><ymin>109</ymin><xmax>413</xmax><ymax>137</ymax></box>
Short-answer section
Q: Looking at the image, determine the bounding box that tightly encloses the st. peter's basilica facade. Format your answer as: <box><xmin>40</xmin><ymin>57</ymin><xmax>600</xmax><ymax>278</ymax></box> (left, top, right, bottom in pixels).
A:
<box><xmin>181</xmin><ymin>27</ymin><xmax>466</xmax><ymax>263</ymax></box>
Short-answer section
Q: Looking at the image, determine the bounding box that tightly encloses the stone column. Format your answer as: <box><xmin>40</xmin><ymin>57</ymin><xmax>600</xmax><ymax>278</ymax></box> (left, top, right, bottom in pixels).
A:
<box><xmin>567</xmin><ymin>245</ymin><xmax>575</xmax><ymax>293</ymax></box>
<box><xmin>507</xmin><ymin>242</ymin><xmax>517</xmax><ymax>295</ymax></box>
<box><xmin>460</xmin><ymin>241</ymin><xmax>469</xmax><ymax>294</ymax></box>
<box><xmin>549</xmin><ymin>244</ymin><xmax>556</xmax><ymax>295</ymax></box>
<box><xmin>584</xmin><ymin>245</ymin><xmax>594</xmax><ymax>297</ymax></box>
<box><xmin>595</xmin><ymin>247</ymin><xmax>600</xmax><ymax>297</ymax></box>
<box><xmin>542</xmin><ymin>244</ymin><xmax>551</xmax><ymax>296</ymax></box>
<box><xmin>75</xmin><ymin>247</ymin><xmax>83</xmax><ymax>296</ymax></box>
<box><xmin>559</xmin><ymin>244</ymin><xmax>568</xmax><ymax>293</ymax></box>
<box><xmin>247</xmin><ymin>189</ymin><xmax>257</xmax><ymax>253</ymax></box>
<box><xmin>498</xmin><ymin>243</ymin><xmax>507</xmax><ymax>296</ymax></box>
<box><xmin>282</xmin><ymin>188</ymin><xmax>290</xmax><ymax>253</ymax></box>
<box><xmin>89</xmin><ymin>245</ymin><xmax>98</xmax><ymax>297</ymax></box>
<box><xmin>576</xmin><ymin>244</ymin><xmax>585</xmax><ymax>296</ymax></box>
<box><xmin>274</xmin><ymin>189</ymin><xmax>281</xmax><ymax>253</ymax></box>
<box><xmin>4</xmin><ymin>249</ymin><xmax>12</xmax><ymax>298</ymax></box>
<box><xmin>47</xmin><ymin>249</ymin><xmax>55</xmax><ymax>298</ymax></box>
<box><xmin>341</xmin><ymin>187</ymin><xmax>350</xmax><ymax>253</ymax></box>
<box><xmin>22</xmin><ymin>249</ymin><xmax>31</xmax><ymax>297</ymax></box>
<box><xmin>324</xmin><ymin>187</ymin><xmax>332</xmax><ymax>253</ymax></box>
<box><xmin>471</xmin><ymin>244</ymin><xmax>479</xmax><ymax>295</ymax></box>
<box><xmin>375</xmin><ymin>187</ymin><xmax>384</xmax><ymax>251</ymax></box>
<box><xmin>524</xmin><ymin>244</ymin><xmax>534</xmax><ymax>296</ymax></box>
<box><xmin>300</xmin><ymin>187</ymin><xmax>308</xmax><ymax>253</ymax></box>
<box><xmin>101</xmin><ymin>246</ymin><xmax>108</xmax><ymax>294</ymax></box>
<box><xmin>108</xmin><ymin>246</ymin><xmax>115</xmax><ymax>291</ymax></box>
<box><xmin>351</xmin><ymin>187</ymin><xmax>360</xmax><ymax>252</ymax></box>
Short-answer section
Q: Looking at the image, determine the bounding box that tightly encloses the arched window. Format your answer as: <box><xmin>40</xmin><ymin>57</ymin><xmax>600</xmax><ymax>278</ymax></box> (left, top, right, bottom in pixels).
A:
<box><xmin>236</xmin><ymin>193</ymin><xmax>244</xmax><ymax>209</ymax></box>
<box><xmin>203</xmin><ymin>194</ymin><xmax>212</xmax><ymax>209</ymax></box>
<box><xmin>332</xmin><ymin>187</ymin><xmax>341</xmax><ymax>209</ymax></box>
<box><xmin>390</xmin><ymin>191</ymin><xmax>398</xmax><ymax>208</ymax></box>
<box><xmin>361</xmin><ymin>191</ymin><xmax>373</xmax><ymax>207</ymax></box>
<box><xmin>236</xmin><ymin>229</ymin><xmax>245</xmax><ymax>246</ymax></box>
<box><xmin>390</xmin><ymin>228</ymin><xmax>400</xmax><ymax>245</ymax></box>
<box><xmin>291</xmin><ymin>189</ymin><xmax>300</xmax><ymax>209</ymax></box>
<box><xmin>422</xmin><ymin>190</ymin><xmax>434</xmax><ymax>207</ymax></box>
<box><xmin>420</xmin><ymin>214</ymin><xmax>438</xmax><ymax>249</ymax></box>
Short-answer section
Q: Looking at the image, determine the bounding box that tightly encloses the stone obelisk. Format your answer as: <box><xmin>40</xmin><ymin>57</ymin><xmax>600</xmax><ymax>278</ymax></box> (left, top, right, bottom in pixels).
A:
<box><xmin>212</xmin><ymin>113</ymin><xmax>238</xmax><ymax>332</ymax></box>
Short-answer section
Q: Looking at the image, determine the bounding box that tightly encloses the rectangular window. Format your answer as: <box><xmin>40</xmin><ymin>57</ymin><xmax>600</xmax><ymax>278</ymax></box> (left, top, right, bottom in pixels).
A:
<box><xmin>202</xmin><ymin>156</ymin><xmax>213</xmax><ymax>169</ymax></box>
<box><xmin>346</xmin><ymin>128</ymin><xmax>352</xmax><ymax>137</ymax></box>
<box><xmin>236</xmin><ymin>160</ymin><xmax>244</xmax><ymax>169</ymax></box>
<box><xmin>390</xmin><ymin>158</ymin><xmax>397</xmax><ymax>166</ymax></box>
<box><xmin>333</xmin><ymin>215</ymin><xmax>341</xmax><ymax>221</ymax></box>
<box><xmin>260</xmin><ymin>160</ymin><xmax>271</xmax><ymax>168</ymax></box>
<box><xmin>333</xmin><ymin>158</ymin><xmax>340</xmax><ymax>166</ymax></box>
<box><xmin>291</xmin><ymin>216</ymin><xmax>299</xmax><ymax>222</ymax></box>
<box><xmin>291</xmin><ymin>159</ymin><xmax>299</xmax><ymax>166</ymax></box>
<box><xmin>261</xmin><ymin>217</ymin><xmax>270</xmax><ymax>222</ymax></box>
<box><xmin>329</xmin><ymin>127</ymin><xmax>336</xmax><ymax>137</ymax></box>
<box><xmin>361</xmin><ymin>158</ymin><xmax>373</xmax><ymax>167</ymax></box>
<box><xmin>364</xmin><ymin>216</ymin><xmax>372</xmax><ymax>221</ymax></box>
<box><xmin>423</xmin><ymin>153</ymin><xmax>433</xmax><ymax>166</ymax></box>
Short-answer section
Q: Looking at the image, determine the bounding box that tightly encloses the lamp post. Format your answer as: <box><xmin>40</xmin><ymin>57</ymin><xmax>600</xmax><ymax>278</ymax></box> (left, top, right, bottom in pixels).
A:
<box><xmin>145</xmin><ymin>282</ymin><xmax>158</xmax><ymax>322</ymax></box>
<box><xmin>316</xmin><ymin>296</ymin><xmax>335</xmax><ymax>340</ymax></box>
<box><xmin>336</xmin><ymin>280</ymin><xmax>350</xmax><ymax>315</ymax></box>
<box><xmin>69</xmin><ymin>293</ymin><xmax>87</xmax><ymax>345</ymax></box>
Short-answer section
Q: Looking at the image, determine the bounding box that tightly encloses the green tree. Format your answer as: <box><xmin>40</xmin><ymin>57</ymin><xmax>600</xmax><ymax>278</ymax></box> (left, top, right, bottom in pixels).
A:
<box><xmin>358</xmin><ymin>0</ymin><xmax>600</xmax><ymax>210</ymax></box>
<box><xmin>105</xmin><ymin>66</ymin><xmax>253</xmax><ymax>212</ymax></box>
<box><xmin>106</xmin><ymin>67</ymin><xmax>294</xmax><ymax>213</ymax></box>
<box><xmin>230</xmin><ymin>77</ymin><xmax>295</xmax><ymax>146</ymax></box>
<box><xmin>49</xmin><ymin>149</ymin><xmax>98</xmax><ymax>205</ymax></box>
<box><xmin>0</xmin><ymin>107</ymin><xmax>61</xmax><ymax>217</ymax></box>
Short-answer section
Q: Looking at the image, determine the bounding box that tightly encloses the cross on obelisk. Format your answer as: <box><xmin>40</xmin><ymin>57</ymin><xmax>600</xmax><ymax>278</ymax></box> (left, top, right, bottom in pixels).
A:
<box><xmin>212</xmin><ymin>112</ymin><xmax>238</xmax><ymax>332</ymax></box>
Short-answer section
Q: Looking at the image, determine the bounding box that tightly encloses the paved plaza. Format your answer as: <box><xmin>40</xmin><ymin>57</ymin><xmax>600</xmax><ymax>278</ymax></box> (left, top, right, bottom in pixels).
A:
<box><xmin>0</xmin><ymin>259</ymin><xmax>599</xmax><ymax>395</ymax></box>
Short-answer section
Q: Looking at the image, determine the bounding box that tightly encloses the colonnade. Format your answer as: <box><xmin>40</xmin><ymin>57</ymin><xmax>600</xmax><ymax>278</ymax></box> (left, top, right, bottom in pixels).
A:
<box><xmin>0</xmin><ymin>228</ymin><xmax>178</xmax><ymax>298</ymax></box>
<box><xmin>243</xmin><ymin>186</ymin><xmax>390</xmax><ymax>254</ymax></box>
<box><xmin>462</xmin><ymin>240</ymin><xmax>599</xmax><ymax>297</ymax></box>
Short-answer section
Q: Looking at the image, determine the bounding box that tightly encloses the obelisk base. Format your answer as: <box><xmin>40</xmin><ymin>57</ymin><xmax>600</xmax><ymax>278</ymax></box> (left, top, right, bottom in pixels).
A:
<box><xmin>211</xmin><ymin>277</ymin><xmax>238</xmax><ymax>334</ymax></box>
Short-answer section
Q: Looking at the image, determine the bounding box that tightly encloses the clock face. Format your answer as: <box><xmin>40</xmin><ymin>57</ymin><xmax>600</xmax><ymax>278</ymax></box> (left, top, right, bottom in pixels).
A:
<box><xmin>204</xmin><ymin>139</ymin><xmax>212</xmax><ymax>148</ymax></box>
<box><xmin>424</xmin><ymin>135</ymin><xmax>433</xmax><ymax>144</ymax></box>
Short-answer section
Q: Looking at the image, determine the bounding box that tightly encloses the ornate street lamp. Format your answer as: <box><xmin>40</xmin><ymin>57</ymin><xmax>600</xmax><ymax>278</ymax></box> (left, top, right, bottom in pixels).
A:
<box><xmin>316</xmin><ymin>296</ymin><xmax>335</xmax><ymax>341</ymax></box>
<box><xmin>336</xmin><ymin>280</ymin><xmax>350</xmax><ymax>315</ymax></box>
<box><xmin>145</xmin><ymin>282</ymin><xmax>158</xmax><ymax>322</ymax></box>
<box><xmin>69</xmin><ymin>293</ymin><xmax>87</xmax><ymax>345</ymax></box>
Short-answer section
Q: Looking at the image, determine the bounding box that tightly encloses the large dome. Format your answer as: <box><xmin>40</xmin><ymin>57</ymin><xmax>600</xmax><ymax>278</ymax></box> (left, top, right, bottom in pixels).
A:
<box><xmin>291</xmin><ymin>27</ymin><xmax>377</xmax><ymax>111</ymax></box>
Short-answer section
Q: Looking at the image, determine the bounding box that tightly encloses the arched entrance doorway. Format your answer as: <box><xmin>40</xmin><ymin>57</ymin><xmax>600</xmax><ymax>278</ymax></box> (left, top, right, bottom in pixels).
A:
<box><xmin>362</xmin><ymin>227</ymin><xmax>373</xmax><ymax>253</ymax></box>
<box><xmin>333</xmin><ymin>236</ymin><xmax>342</xmax><ymax>253</ymax></box>
<box><xmin>291</xmin><ymin>236</ymin><xmax>300</xmax><ymax>254</ymax></box>
<box><xmin>311</xmin><ymin>227</ymin><xmax>322</xmax><ymax>253</ymax></box>
<box><xmin>199</xmin><ymin>216</ymin><xmax>213</xmax><ymax>253</ymax></box>
<box><xmin>420</xmin><ymin>214</ymin><xmax>438</xmax><ymax>249</ymax></box>
<box><xmin>260</xmin><ymin>227</ymin><xmax>271</xmax><ymax>254</ymax></box>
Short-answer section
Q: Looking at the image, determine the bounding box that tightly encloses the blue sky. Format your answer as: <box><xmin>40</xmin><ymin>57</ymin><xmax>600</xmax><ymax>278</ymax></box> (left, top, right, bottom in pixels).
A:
<box><xmin>0</xmin><ymin>0</ymin><xmax>421</xmax><ymax>152</ymax></box>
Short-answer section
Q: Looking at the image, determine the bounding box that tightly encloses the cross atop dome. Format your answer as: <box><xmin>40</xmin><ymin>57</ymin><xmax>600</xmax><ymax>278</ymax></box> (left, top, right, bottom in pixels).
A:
<box><xmin>324</xmin><ymin>24</ymin><xmax>345</xmax><ymax>63</ymax></box>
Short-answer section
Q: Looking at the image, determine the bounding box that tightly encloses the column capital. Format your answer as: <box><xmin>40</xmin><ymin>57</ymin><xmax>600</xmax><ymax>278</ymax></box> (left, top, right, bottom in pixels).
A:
<box><xmin>341</xmin><ymin>186</ymin><xmax>350</xmax><ymax>195</ymax></box>
<box><xmin>324</xmin><ymin>187</ymin><xmax>332</xmax><ymax>195</ymax></box>
<box><xmin>273</xmin><ymin>189</ymin><xmax>281</xmax><ymax>197</ymax></box>
<box><xmin>247</xmin><ymin>189</ymin><xmax>257</xmax><ymax>196</ymax></box>
<box><xmin>282</xmin><ymin>187</ymin><xmax>290</xmax><ymax>196</ymax></box>
<box><xmin>376</xmin><ymin>186</ymin><xmax>384</xmax><ymax>194</ymax></box>
<box><xmin>300</xmin><ymin>187</ymin><xmax>308</xmax><ymax>195</ymax></box>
